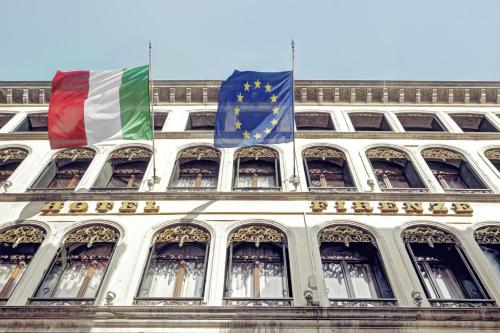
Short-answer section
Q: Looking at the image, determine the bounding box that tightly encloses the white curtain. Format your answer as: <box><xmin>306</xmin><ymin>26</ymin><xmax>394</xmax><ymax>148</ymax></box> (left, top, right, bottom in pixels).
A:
<box><xmin>237</xmin><ymin>175</ymin><xmax>275</xmax><ymax>188</ymax></box>
<box><xmin>418</xmin><ymin>263</ymin><xmax>438</xmax><ymax>299</ymax></box>
<box><xmin>259</xmin><ymin>262</ymin><xmax>283</xmax><ymax>298</ymax></box>
<box><xmin>52</xmin><ymin>262</ymin><xmax>106</xmax><ymax>298</ymax></box>
<box><xmin>230</xmin><ymin>262</ymin><xmax>253</xmax><ymax>297</ymax></box>
<box><xmin>429</xmin><ymin>264</ymin><xmax>465</xmax><ymax>299</ymax></box>
<box><xmin>323</xmin><ymin>262</ymin><xmax>348</xmax><ymax>298</ymax></box>
<box><xmin>175</xmin><ymin>176</ymin><xmax>195</xmax><ymax>188</ymax></box>
<box><xmin>0</xmin><ymin>263</ymin><xmax>25</xmax><ymax>296</ymax></box>
<box><xmin>141</xmin><ymin>262</ymin><xmax>177</xmax><ymax>297</ymax></box>
<box><xmin>348</xmin><ymin>263</ymin><xmax>378</xmax><ymax>298</ymax></box>
<box><xmin>481</xmin><ymin>246</ymin><xmax>500</xmax><ymax>276</ymax></box>
<box><xmin>180</xmin><ymin>261</ymin><xmax>205</xmax><ymax>297</ymax></box>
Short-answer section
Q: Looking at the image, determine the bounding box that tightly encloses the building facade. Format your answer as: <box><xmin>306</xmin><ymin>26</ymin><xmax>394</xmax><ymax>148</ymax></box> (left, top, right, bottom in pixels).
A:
<box><xmin>0</xmin><ymin>80</ymin><xmax>498</xmax><ymax>332</ymax></box>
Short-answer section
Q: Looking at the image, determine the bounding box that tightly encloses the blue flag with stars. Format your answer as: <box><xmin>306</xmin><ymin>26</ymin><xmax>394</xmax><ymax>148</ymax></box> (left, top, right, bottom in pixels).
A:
<box><xmin>214</xmin><ymin>70</ymin><xmax>294</xmax><ymax>148</ymax></box>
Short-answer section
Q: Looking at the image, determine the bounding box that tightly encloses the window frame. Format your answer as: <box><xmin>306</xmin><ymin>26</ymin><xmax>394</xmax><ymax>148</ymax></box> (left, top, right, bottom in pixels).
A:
<box><xmin>232</xmin><ymin>146</ymin><xmax>282</xmax><ymax>191</ymax></box>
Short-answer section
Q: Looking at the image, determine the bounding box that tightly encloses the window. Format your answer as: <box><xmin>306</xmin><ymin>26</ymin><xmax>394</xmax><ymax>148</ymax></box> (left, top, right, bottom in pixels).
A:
<box><xmin>366</xmin><ymin>147</ymin><xmax>427</xmax><ymax>192</ymax></box>
<box><xmin>233</xmin><ymin>146</ymin><xmax>281</xmax><ymax>191</ymax></box>
<box><xmin>0</xmin><ymin>225</ymin><xmax>45</xmax><ymax>304</ymax></box>
<box><xmin>135</xmin><ymin>225</ymin><xmax>210</xmax><ymax>305</ymax></box>
<box><xmin>349</xmin><ymin>113</ymin><xmax>392</xmax><ymax>131</ymax></box>
<box><xmin>92</xmin><ymin>147</ymin><xmax>152</xmax><ymax>191</ymax></box>
<box><xmin>295</xmin><ymin>113</ymin><xmax>334</xmax><ymax>131</ymax></box>
<box><xmin>169</xmin><ymin>146</ymin><xmax>220</xmax><ymax>191</ymax></box>
<box><xmin>31</xmin><ymin>225</ymin><xmax>119</xmax><ymax>305</ymax></box>
<box><xmin>153</xmin><ymin>112</ymin><xmax>168</xmax><ymax>131</ymax></box>
<box><xmin>318</xmin><ymin>225</ymin><xmax>395</xmax><ymax>307</ymax></box>
<box><xmin>474</xmin><ymin>226</ymin><xmax>500</xmax><ymax>277</ymax></box>
<box><xmin>224</xmin><ymin>225</ymin><xmax>292</xmax><ymax>306</ymax></box>
<box><xmin>421</xmin><ymin>148</ymin><xmax>490</xmax><ymax>193</ymax></box>
<box><xmin>0</xmin><ymin>147</ymin><xmax>28</xmax><ymax>185</ymax></box>
<box><xmin>15</xmin><ymin>113</ymin><xmax>48</xmax><ymax>132</ymax></box>
<box><xmin>450</xmin><ymin>114</ymin><xmax>498</xmax><ymax>132</ymax></box>
<box><xmin>303</xmin><ymin>146</ymin><xmax>356</xmax><ymax>192</ymax></box>
<box><xmin>186</xmin><ymin>112</ymin><xmax>216</xmax><ymax>130</ymax></box>
<box><xmin>485</xmin><ymin>149</ymin><xmax>500</xmax><ymax>172</ymax></box>
<box><xmin>403</xmin><ymin>226</ymin><xmax>493</xmax><ymax>307</ymax></box>
<box><xmin>29</xmin><ymin>148</ymin><xmax>95</xmax><ymax>191</ymax></box>
<box><xmin>396</xmin><ymin>113</ymin><xmax>445</xmax><ymax>132</ymax></box>
<box><xmin>0</xmin><ymin>113</ymin><xmax>14</xmax><ymax>130</ymax></box>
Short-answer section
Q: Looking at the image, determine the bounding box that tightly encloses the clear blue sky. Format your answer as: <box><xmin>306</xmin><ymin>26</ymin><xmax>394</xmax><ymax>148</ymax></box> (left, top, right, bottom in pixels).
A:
<box><xmin>2</xmin><ymin>0</ymin><xmax>500</xmax><ymax>81</ymax></box>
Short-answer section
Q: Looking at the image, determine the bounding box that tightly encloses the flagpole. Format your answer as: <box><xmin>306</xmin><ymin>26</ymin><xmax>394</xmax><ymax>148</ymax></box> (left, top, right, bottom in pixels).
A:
<box><xmin>149</xmin><ymin>41</ymin><xmax>159</xmax><ymax>186</ymax></box>
<box><xmin>290</xmin><ymin>39</ymin><xmax>299</xmax><ymax>185</ymax></box>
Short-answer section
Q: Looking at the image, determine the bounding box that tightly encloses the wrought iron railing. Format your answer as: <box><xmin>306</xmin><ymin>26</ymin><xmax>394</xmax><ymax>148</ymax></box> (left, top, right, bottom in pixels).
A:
<box><xmin>232</xmin><ymin>187</ymin><xmax>282</xmax><ymax>192</ymax></box>
<box><xmin>380</xmin><ymin>188</ymin><xmax>430</xmax><ymax>193</ymax></box>
<box><xmin>308</xmin><ymin>186</ymin><xmax>358</xmax><ymax>193</ymax></box>
<box><xmin>27</xmin><ymin>297</ymin><xmax>95</xmax><ymax>306</ymax></box>
<box><xmin>429</xmin><ymin>299</ymin><xmax>496</xmax><ymax>308</ymax></box>
<box><xmin>27</xmin><ymin>188</ymin><xmax>75</xmax><ymax>193</ymax></box>
<box><xmin>90</xmin><ymin>187</ymin><xmax>140</xmax><ymax>192</ymax></box>
<box><xmin>167</xmin><ymin>187</ymin><xmax>217</xmax><ymax>192</ymax></box>
<box><xmin>223</xmin><ymin>297</ymin><xmax>292</xmax><ymax>306</ymax></box>
<box><xmin>329</xmin><ymin>298</ymin><xmax>398</xmax><ymax>307</ymax></box>
<box><xmin>133</xmin><ymin>297</ymin><xmax>204</xmax><ymax>306</ymax></box>
<box><xmin>443</xmin><ymin>188</ymin><xmax>493</xmax><ymax>194</ymax></box>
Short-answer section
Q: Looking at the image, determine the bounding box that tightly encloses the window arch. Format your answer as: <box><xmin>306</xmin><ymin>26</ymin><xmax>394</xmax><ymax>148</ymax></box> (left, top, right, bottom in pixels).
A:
<box><xmin>485</xmin><ymin>149</ymin><xmax>500</xmax><ymax>173</ymax></box>
<box><xmin>402</xmin><ymin>225</ymin><xmax>493</xmax><ymax>307</ymax></box>
<box><xmin>302</xmin><ymin>146</ymin><xmax>356</xmax><ymax>192</ymax></box>
<box><xmin>92</xmin><ymin>146</ymin><xmax>152</xmax><ymax>191</ymax></box>
<box><xmin>186</xmin><ymin>111</ymin><xmax>216</xmax><ymax>130</ymax></box>
<box><xmin>233</xmin><ymin>146</ymin><xmax>281</xmax><ymax>191</ymax></box>
<box><xmin>0</xmin><ymin>225</ymin><xmax>46</xmax><ymax>304</ymax></box>
<box><xmin>474</xmin><ymin>226</ymin><xmax>500</xmax><ymax>277</ymax></box>
<box><xmin>366</xmin><ymin>147</ymin><xmax>427</xmax><ymax>192</ymax></box>
<box><xmin>31</xmin><ymin>224</ymin><xmax>119</xmax><ymax>305</ymax></box>
<box><xmin>0</xmin><ymin>113</ymin><xmax>15</xmax><ymax>130</ymax></box>
<box><xmin>224</xmin><ymin>224</ymin><xmax>292</xmax><ymax>306</ymax></box>
<box><xmin>318</xmin><ymin>225</ymin><xmax>396</xmax><ymax>307</ymax></box>
<box><xmin>29</xmin><ymin>148</ymin><xmax>95</xmax><ymax>191</ymax></box>
<box><xmin>421</xmin><ymin>148</ymin><xmax>491</xmax><ymax>193</ymax></box>
<box><xmin>0</xmin><ymin>147</ymin><xmax>29</xmax><ymax>186</ymax></box>
<box><xmin>135</xmin><ymin>224</ymin><xmax>210</xmax><ymax>305</ymax></box>
<box><xmin>169</xmin><ymin>146</ymin><xmax>221</xmax><ymax>191</ymax></box>
<box><xmin>449</xmin><ymin>113</ymin><xmax>498</xmax><ymax>132</ymax></box>
<box><xmin>396</xmin><ymin>112</ymin><xmax>446</xmax><ymax>132</ymax></box>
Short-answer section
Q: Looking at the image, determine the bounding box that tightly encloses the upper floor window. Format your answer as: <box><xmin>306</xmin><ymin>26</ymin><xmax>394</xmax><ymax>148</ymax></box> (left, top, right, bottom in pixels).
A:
<box><xmin>0</xmin><ymin>225</ymin><xmax>45</xmax><ymax>304</ymax></box>
<box><xmin>153</xmin><ymin>112</ymin><xmax>168</xmax><ymax>131</ymax></box>
<box><xmin>233</xmin><ymin>146</ymin><xmax>281</xmax><ymax>191</ymax></box>
<box><xmin>0</xmin><ymin>147</ymin><xmax>28</xmax><ymax>185</ymax></box>
<box><xmin>135</xmin><ymin>225</ymin><xmax>210</xmax><ymax>305</ymax></box>
<box><xmin>0</xmin><ymin>113</ymin><xmax>14</xmax><ymax>130</ymax></box>
<box><xmin>29</xmin><ymin>148</ymin><xmax>95</xmax><ymax>191</ymax></box>
<box><xmin>349</xmin><ymin>113</ymin><xmax>392</xmax><ymax>131</ymax></box>
<box><xmin>403</xmin><ymin>226</ymin><xmax>493</xmax><ymax>307</ymax></box>
<box><xmin>450</xmin><ymin>113</ymin><xmax>498</xmax><ymax>132</ymax></box>
<box><xmin>473</xmin><ymin>226</ymin><xmax>500</xmax><ymax>277</ymax></box>
<box><xmin>224</xmin><ymin>225</ymin><xmax>292</xmax><ymax>306</ymax></box>
<box><xmin>319</xmin><ymin>225</ymin><xmax>395</xmax><ymax>307</ymax></box>
<box><xmin>295</xmin><ymin>113</ymin><xmax>334</xmax><ymax>131</ymax></box>
<box><xmin>396</xmin><ymin>113</ymin><xmax>445</xmax><ymax>132</ymax></box>
<box><xmin>186</xmin><ymin>112</ymin><xmax>216</xmax><ymax>130</ymax></box>
<box><xmin>302</xmin><ymin>146</ymin><xmax>356</xmax><ymax>192</ymax></box>
<box><xmin>421</xmin><ymin>148</ymin><xmax>490</xmax><ymax>193</ymax></box>
<box><xmin>485</xmin><ymin>149</ymin><xmax>500</xmax><ymax>172</ymax></box>
<box><xmin>15</xmin><ymin>113</ymin><xmax>47</xmax><ymax>132</ymax></box>
<box><xmin>169</xmin><ymin>146</ymin><xmax>220</xmax><ymax>191</ymax></box>
<box><xmin>31</xmin><ymin>225</ymin><xmax>119</xmax><ymax>305</ymax></box>
<box><xmin>367</xmin><ymin>147</ymin><xmax>427</xmax><ymax>192</ymax></box>
<box><xmin>92</xmin><ymin>147</ymin><xmax>152</xmax><ymax>191</ymax></box>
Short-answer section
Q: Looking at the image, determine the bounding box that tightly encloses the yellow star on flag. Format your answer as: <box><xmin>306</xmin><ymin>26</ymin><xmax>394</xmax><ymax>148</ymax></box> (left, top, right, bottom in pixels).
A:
<box><xmin>254</xmin><ymin>79</ymin><xmax>261</xmax><ymax>88</ymax></box>
<box><xmin>243</xmin><ymin>131</ymin><xmax>250</xmax><ymax>139</ymax></box>
<box><xmin>254</xmin><ymin>132</ymin><xmax>262</xmax><ymax>140</ymax></box>
<box><xmin>271</xmin><ymin>118</ymin><xmax>278</xmax><ymax>126</ymax></box>
<box><xmin>235</xmin><ymin>120</ymin><xmax>242</xmax><ymax>130</ymax></box>
<box><xmin>264</xmin><ymin>128</ymin><xmax>272</xmax><ymax>134</ymax></box>
<box><xmin>272</xmin><ymin>106</ymin><xmax>279</xmax><ymax>114</ymax></box>
<box><xmin>233</xmin><ymin>106</ymin><xmax>240</xmax><ymax>115</ymax></box>
<box><xmin>270</xmin><ymin>94</ymin><xmax>277</xmax><ymax>103</ymax></box>
<box><xmin>244</xmin><ymin>82</ymin><xmax>250</xmax><ymax>92</ymax></box>
<box><xmin>265</xmin><ymin>83</ymin><xmax>272</xmax><ymax>92</ymax></box>
<box><xmin>237</xmin><ymin>93</ymin><xmax>244</xmax><ymax>103</ymax></box>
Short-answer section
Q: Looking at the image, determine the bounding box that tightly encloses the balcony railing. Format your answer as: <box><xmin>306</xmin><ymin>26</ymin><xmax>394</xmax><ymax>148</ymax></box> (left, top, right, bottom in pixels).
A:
<box><xmin>443</xmin><ymin>188</ymin><xmax>493</xmax><ymax>194</ymax></box>
<box><xmin>223</xmin><ymin>297</ymin><xmax>292</xmax><ymax>306</ymax></box>
<box><xmin>308</xmin><ymin>186</ymin><xmax>358</xmax><ymax>193</ymax></box>
<box><xmin>27</xmin><ymin>297</ymin><xmax>95</xmax><ymax>306</ymax></box>
<box><xmin>232</xmin><ymin>187</ymin><xmax>282</xmax><ymax>192</ymax></box>
<box><xmin>27</xmin><ymin>187</ymin><xmax>75</xmax><ymax>193</ymax></box>
<box><xmin>167</xmin><ymin>186</ymin><xmax>217</xmax><ymax>192</ymax></box>
<box><xmin>133</xmin><ymin>297</ymin><xmax>204</xmax><ymax>306</ymax></box>
<box><xmin>90</xmin><ymin>187</ymin><xmax>140</xmax><ymax>192</ymax></box>
<box><xmin>429</xmin><ymin>299</ymin><xmax>497</xmax><ymax>308</ymax></box>
<box><xmin>329</xmin><ymin>298</ymin><xmax>398</xmax><ymax>307</ymax></box>
<box><xmin>380</xmin><ymin>188</ymin><xmax>430</xmax><ymax>193</ymax></box>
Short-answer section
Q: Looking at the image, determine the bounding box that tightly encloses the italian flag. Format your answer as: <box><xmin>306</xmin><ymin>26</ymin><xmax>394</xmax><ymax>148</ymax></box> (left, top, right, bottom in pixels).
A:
<box><xmin>48</xmin><ymin>65</ymin><xmax>152</xmax><ymax>149</ymax></box>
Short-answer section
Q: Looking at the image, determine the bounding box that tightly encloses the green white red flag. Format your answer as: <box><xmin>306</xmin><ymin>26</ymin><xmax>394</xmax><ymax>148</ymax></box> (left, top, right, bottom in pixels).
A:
<box><xmin>48</xmin><ymin>65</ymin><xmax>152</xmax><ymax>149</ymax></box>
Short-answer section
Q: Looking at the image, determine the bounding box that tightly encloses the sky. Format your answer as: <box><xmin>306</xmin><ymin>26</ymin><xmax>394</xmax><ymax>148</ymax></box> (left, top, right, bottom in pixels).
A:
<box><xmin>2</xmin><ymin>0</ymin><xmax>500</xmax><ymax>81</ymax></box>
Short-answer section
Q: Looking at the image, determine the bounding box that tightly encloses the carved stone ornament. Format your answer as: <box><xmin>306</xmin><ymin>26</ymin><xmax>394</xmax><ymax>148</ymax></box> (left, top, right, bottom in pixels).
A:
<box><xmin>303</xmin><ymin>146</ymin><xmax>344</xmax><ymax>160</ymax></box>
<box><xmin>109</xmin><ymin>147</ymin><xmax>152</xmax><ymax>161</ymax></box>
<box><xmin>474</xmin><ymin>226</ymin><xmax>500</xmax><ymax>245</ymax></box>
<box><xmin>153</xmin><ymin>225</ymin><xmax>210</xmax><ymax>247</ymax></box>
<box><xmin>402</xmin><ymin>226</ymin><xmax>458</xmax><ymax>248</ymax></box>
<box><xmin>235</xmin><ymin>146</ymin><xmax>278</xmax><ymax>159</ymax></box>
<box><xmin>64</xmin><ymin>225</ymin><xmax>119</xmax><ymax>247</ymax></box>
<box><xmin>177</xmin><ymin>146</ymin><xmax>220</xmax><ymax>160</ymax></box>
<box><xmin>366</xmin><ymin>147</ymin><xmax>408</xmax><ymax>161</ymax></box>
<box><xmin>318</xmin><ymin>225</ymin><xmax>375</xmax><ymax>247</ymax></box>
<box><xmin>0</xmin><ymin>225</ymin><xmax>45</xmax><ymax>248</ymax></box>
<box><xmin>0</xmin><ymin>147</ymin><xmax>29</xmax><ymax>163</ymax></box>
<box><xmin>485</xmin><ymin>149</ymin><xmax>500</xmax><ymax>161</ymax></box>
<box><xmin>55</xmin><ymin>148</ymin><xmax>95</xmax><ymax>161</ymax></box>
<box><xmin>230</xmin><ymin>225</ymin><xmax>285</xmax><ymax>247</ymax></box>
<box><xmin>421</xmin><ymin>148</ymin><xmax>464</xmax><ymax>161</ymax></box>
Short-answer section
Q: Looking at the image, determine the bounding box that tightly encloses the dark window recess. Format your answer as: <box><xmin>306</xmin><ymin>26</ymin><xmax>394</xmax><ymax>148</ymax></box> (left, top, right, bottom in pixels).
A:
<box><xmin>349</xmin><ymin>113</ymin><xmax>392</xmax><ymax>131</ymax></box>
<box><xmin>186</xmin><ymin>112</ymin><xmax>216</xmax><ymax>130</ymax></box>
<box><xmin>15</xmin><ymin>113</ymin><xmax>48</xmax><ymax>132</ymax></box>
<box><xmin>450</xmin><ymin>114</ymin><xmax>498</xmax><ymax>132</ymax></box>
<box><xmin>426</xmin><ymin>161</ymin><xmax>485</xmax><ymax>190</ymax></box>
<box><xmin>485</xmin><ymin>149</ymin><xmax>500</xmax><ymax>172</ymax></box>
<box><xmin>153</xmin><ymin>113</ymin><xmax>168</xmax><ymax>131</ymax></box>
<box><xmin>0</xmin><ymin>148</ymin><xmax>29</xmax><ymax>184</ymax></box>
<box><xmin>371</xmin><ymin>160</ymin><xmax>424</xmax><ymax>189</ymax></box>
<box><xmin>302</xmin><ymin>147</ymin><xmax>355</xmax><ymax>190</ymax></box>
<box><xmin>169</xmin><ymin>147</ymin><xmax>221</xmax><ymax>190</ymax></box>
<box><xmin>396</xmin><ymin>113</ymin><xmax>445</xmax><ymax>132</ymax></box>
<box><xmin>233</xmin><ymin>147</ymin><xmax>281</xmax><ymax>191</ymax></box>
<box><xmin>0</xmin><ymin>113</ymin><xmax>14</xmax><ymax>129</ymax></box>
<box><xmin>295</xmin><ymin>113</ymin><xmax>335</xmax><ymax>130</ymax></box>
<box><xmin>478</xmin><ymin>244</ymin><xmax>500</xmax><ymax>276</ymax></box>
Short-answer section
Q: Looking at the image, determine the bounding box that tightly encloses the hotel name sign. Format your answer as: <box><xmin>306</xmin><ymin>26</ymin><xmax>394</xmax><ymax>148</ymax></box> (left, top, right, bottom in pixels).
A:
<box><xmin>39</xmin><ymin>200</ymin><xmax>474</xmax><ymax>216</ymax></box>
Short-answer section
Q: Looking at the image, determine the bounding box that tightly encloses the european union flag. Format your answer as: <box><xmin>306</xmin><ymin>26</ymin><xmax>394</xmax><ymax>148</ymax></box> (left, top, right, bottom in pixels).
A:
<box><xmin>214</xmin><ymin>70</ymin><xmax>294</xmax><ymax>148</ymax></box>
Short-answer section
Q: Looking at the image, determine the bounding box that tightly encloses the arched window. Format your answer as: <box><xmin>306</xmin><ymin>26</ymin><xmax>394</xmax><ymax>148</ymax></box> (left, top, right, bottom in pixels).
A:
<box><xmin>402</xmin><ymin>226</ymin><xmax>493</xmax><ymax>307</ymax></box>
<box><xmin>295</xmin><ymin>112</ymin><xmax>335</xmax><ymax>131</ymax></box>
<box><xmin>224</xmin><ymin>225</ymin><xmax>292</xmax><ymax>306</ymax></box>
<box><xmin>135</xmin><ymin>225</ymin><xmax>210</xmax><ymax>305</ymax></box>
<box><xmin>485</xmin><ymin>149</ymin><xmax>500</xmax><ymax>172</ymax></box>
<box><xmin>367</xmin><ymin>147</ymin><xmax>427</xmax><ymax>192</ymax></box>
<box><xmin>318</xmin><ymin>225</ymin><xmax>396</xmax><ymax>307</ymax></box>
<box><xmin>0</xmin><ymin>113</ymin><xmax>14</xmax><ymax>130</ymax></box>
<box><xmin>0</xmin><ymin>147</ymin><xmax>28</xmax><ymax>186</ymax></box>
<box><xmin>31</xmin><ymin>225</ymin><xmax>119</xmax><ymax>305</ymax></box>
<box><xmin>303</xmin><ymin>147</ymin><xmax>356</xmax><ymax>192</ymax></box>
<box><xmin>186</xmin><ymin>112</ymin><xmax>216</xmax><ymax>130</ymax></box>
<box><xmin>29</xmin><ymin>148</ymin><xmax>95</xmax><ymax>191</ymax></box>
<box><xmin>349</xmin><ymin>112</ymin><xmax>392</xmax><ymax>131</ymax></box>
<box><xmin>15</xmin><ymin>112</ymin><xmax>48</xmax><ymax>132</ymax></box>
<box><xmin>421</xmin><ymin>148</ymin><xmax>490</xmax><ymax>193</ymax></box>
<box><xmin>169</xmin><ymin>146</ymin><xmax>220</xmax><ymax>191</ymax></box>
<box><xmin>233</xmin><ymin>146</ymin><xmax>281</xmax><ymax>191</ymax></box>
<box><xmin>396</xmin><ymin>113</ymin><xmax>445</xmax><ymax>132</ymax></box>
<box><xmin>450</xmin><ymin>113</ymin><xmax>498</xmax><ymax>132</ymax></box>
<box><xmin>474</xmin><ymin>226</ymin><xmax>500</xmax><ymax>277</ymax></box>
<box><xmin>153</xmin><ymin>112</ymin><xmax>168</xmax><ymax>131</ymax></box>
<box><xmin>92</xmin><ymin>147</ymin><xmax>152</xmax><ymax>191</ymax></box>
<box><xmin>0</xmin><ymin>225</ymin><xmax>45</xmax><ymax>304</ymax></box>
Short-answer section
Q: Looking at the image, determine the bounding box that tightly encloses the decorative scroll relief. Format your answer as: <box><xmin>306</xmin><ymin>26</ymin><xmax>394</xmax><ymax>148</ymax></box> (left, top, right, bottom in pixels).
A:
<box><xmin>421</xmin><ymin>148</ymin><xmax>464</xmax><ymax>161</ymax></box>
<box><xmin>177</xmin><ymin>146</ymin><xmax>220</xmax><ymax>160</ymax></box>
<box><xmin>230</xmin><ymin>225</ymin><xmax>285</xmax><ymax>247</ymax></box>
<box><xmin>153</xmin><ymin>225</ymin><xmax>210</xmax><ymax>247</ymax></box>
<box><xmin>485</xmin><ymin>149</ymin><xmax>500</xmax><ymax>161</ymax></box>
<box><xmin>318</xmin><ymin>225</ymin><xmax>375</xmax><ymax>247</ymax></box>
<box><xmin>474</xmin><ymin>226</ymin><xmax>500</xmax><ymax>245</ymax></box>
<box><xmin>366</xmin><ymin>147</ymin><xmax>408</xmax><ymax>161</ymax></box>
<box><xmin>64</xmin><ymin>225</ymin><xmax>119</xmax><ymax>247</ymax></box>
<box><xmin>402</xmin><ymin>226</ymin><xmax>458</xmax><ymax>248</ymax></box>
<box><xmin>235</xmin><ymin>146</ymin><xmax>278</xmax><ymax>159</ymax></box>
<box><xmin>303</xmin><ymin>147</ymin><xmax>344</xmax><ymax>160</ymax></box>
<box><xmin>0</xmin><ymin>148</ymin><xmax>28</xmax><ymax>163</ymax></box>
<box><xmin>55</xmin><ymin>148</ymin><xmax>95</xmax><ymax>161</ymax></box>
<box><xmin>109</xmin><ymin>147</ymin><xmax>152</xmax><ymax>161</ymax></box>
<box><xmin>0</xmin><ymin>226</ymin><xmax>45</xmax><ymax>248</ymax></box>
